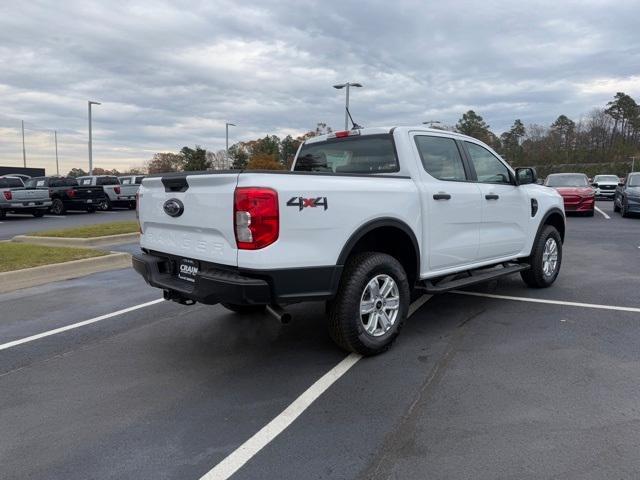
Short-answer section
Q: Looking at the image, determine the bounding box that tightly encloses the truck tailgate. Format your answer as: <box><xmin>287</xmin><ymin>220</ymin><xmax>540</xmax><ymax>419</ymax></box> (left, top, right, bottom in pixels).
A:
<box><xmin>139</xmin><ymin>172</ymin><xmax>239</xmax><ymax>266</ymax></box>
<box><xmin>9</xmin><ymin>189</ymin><xmax>49</xmax><ymax>202</ymax></box>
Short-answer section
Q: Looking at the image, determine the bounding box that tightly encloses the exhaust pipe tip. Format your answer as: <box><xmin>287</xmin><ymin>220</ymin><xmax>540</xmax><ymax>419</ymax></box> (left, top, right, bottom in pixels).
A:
<box><xmin>266</xmin><ymin>304</ymin><xmax>292</xmax><ymax>324</ymax></box>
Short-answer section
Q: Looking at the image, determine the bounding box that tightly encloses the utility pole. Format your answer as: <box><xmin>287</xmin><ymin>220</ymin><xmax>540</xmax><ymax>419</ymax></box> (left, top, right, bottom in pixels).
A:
<box><xmin>54</xmin><ymin>130</ymin><xmax>59</xmax><ymax>175</ymax></box>
<box><xmin>226</xmin><ymin>122</ymin><xmax>235</xmax><ymax>168</ymax></box>
<box><xmin>333</xmin><ymin>82</ymin><xmax>363</xmax><ymax>130</ymax></box>
<box><xmin>21</xmin><ymin>120</ymin><xmax>26</xmax><ymax>167</ymax></box>
<box><xmin>88</xmin><ymin>100</ymin><xmax>101</xmax><ymax>175</ymax></box>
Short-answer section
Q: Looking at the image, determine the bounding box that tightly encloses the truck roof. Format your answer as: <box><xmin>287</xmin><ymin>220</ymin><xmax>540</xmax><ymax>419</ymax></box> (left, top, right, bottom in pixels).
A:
<box><xmin>303</xmin><ymin>125</ymin><xmax>478</xmax><ymax>144</ymax></box>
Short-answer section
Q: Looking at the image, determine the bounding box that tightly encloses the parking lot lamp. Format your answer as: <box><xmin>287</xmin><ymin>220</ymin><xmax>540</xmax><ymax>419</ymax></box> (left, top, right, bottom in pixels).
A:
<box><xmin>88</xmin><ymin>101</ymin><xmax>101</xmax><ymax>175</ymax></box>
<box><xmin>333</xmin><ymin>82</ymin><xmax>363</xmax><ymax>130</ymax></box>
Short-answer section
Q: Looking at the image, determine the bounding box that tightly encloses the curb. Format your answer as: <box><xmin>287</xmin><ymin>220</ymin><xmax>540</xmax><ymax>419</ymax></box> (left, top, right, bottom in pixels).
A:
<box><xmin>12</xmin><ymin>232</ymin><xmax>139</xmax><ymax>248</ymax></box>
<box><xmin>0</xmin><ymin>252</ymin><xmax>132</xmax><ymax>294</ymax></box>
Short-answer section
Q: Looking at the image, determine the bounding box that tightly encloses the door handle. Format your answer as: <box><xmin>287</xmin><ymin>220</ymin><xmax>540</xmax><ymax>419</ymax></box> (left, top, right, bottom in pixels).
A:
<box><xmin>485</xmin><ymin>194</ymin><xmax>499</xmax><ymax>200</ymax></box>
<box><xmin>433</xmin><ymin>193</ymin><xmax>451</xmax><ymax>200</ymax></box>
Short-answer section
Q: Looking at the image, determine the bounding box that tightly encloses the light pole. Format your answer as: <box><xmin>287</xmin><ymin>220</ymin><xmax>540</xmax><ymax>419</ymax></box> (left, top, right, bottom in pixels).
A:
<box><xmin>226</xmin><ymin>122</ymin><xmax>235</xmax><ymax>167</ymax></box>
<box><xmin>21</xmin><ymin>120</ymin><xmax>26</xmax><ymax>167</ymax></box>
<box><xmin>54</xmin><ymin>130</ymin><xmax>59</xmax><ymax>175</ymax></box>
<box><xmin>333</xmin><ymin>82</ymin><xmax>362</xmax><ymax>130</ymax></box>
<box><xmin>88</xmin><ymin>100</ymin><xmax>101</xmax><ymax>175</ymax></box>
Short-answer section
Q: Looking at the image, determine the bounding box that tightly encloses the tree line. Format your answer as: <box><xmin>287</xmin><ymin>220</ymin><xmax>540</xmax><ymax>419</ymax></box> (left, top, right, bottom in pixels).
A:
<box><xmin>454</xmin><ymin>92</ymin><xmax>640</xmax><ymax>176</ymax></box>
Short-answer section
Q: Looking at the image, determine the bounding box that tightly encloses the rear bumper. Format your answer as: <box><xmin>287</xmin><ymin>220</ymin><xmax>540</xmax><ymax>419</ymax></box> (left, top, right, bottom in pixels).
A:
<box><xmin>132</xmin><ymin>251</ymin><xmax>342</xmax><ymax>306</ymax></box>
<box><xmin>64</xmin><ymin>198</ymin><xmax>104</xmax><ymax>210</ymax></box>
<box><xmin>3</xmin><ymin>200</ymin><xmax>51</xmax><ymax>210</ymax></box>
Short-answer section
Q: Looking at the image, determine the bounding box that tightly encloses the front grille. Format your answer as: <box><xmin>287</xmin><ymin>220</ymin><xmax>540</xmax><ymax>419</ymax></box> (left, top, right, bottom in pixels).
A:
<box><xmin>600</xmin><ymin>185</ymin><xmax>615</xmax><ymax>190</ymax></box>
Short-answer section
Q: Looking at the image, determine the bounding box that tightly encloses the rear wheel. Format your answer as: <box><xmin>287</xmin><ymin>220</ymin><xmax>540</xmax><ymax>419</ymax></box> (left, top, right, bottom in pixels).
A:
<box><xmin>99</xmin><ymin>198</ymin><xmax>112</xmax><ymax>211</ymax></box>
<box><xmin>521</xmin><ymin>225</ymin><xmax>562</xmax><ymax>288</ymax></box>
<box><xmin>0</xmin><ymin>209</ymin><xmax>6</xmax><ymax>219</ymax></box>
<box><xmin>50</xmin><ymin>198</ymin><xmax>65</xmax><ymax>215</ymax></box>
<box><xmin>327</xmin><ymin>252</ymin><xmax>410</xmax><ymax>356</ymax></box>
<box><xmin>128</xmin><ymin>201</ymin><xmax>136</xmax><ymax>210</ymax></box>
<box><xmin>220</xmin><ymin>303</ymin><xmax>266</xmax><ymax>314</ymax></box>
<box><xmin>585</xmin><ymin>209</ymin><xmax>594</xmax><ymax>217</ymax></box>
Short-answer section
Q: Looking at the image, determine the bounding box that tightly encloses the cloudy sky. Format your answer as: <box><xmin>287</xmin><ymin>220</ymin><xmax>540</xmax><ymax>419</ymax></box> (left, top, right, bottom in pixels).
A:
<box><xmin>1</xmin><ymin>0</ymin><xmax>639</xmax><ymax>174</ymax></box>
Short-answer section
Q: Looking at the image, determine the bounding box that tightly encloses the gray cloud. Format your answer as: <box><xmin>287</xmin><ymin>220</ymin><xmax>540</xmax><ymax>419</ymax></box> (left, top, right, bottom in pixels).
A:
<box><xmin>1</xmin><ymin>0</ymin><xmax>639</xmax><ymax>173</ymax></box>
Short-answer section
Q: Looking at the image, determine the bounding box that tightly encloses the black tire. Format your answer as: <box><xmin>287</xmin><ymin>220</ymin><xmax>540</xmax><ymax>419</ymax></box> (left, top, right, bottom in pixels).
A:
<box><xmin>87</xmin><ymin>207</ymin><xmax>96</xmax><ymax>213</ymax></box>
<box><xmin>0</xmin><ymin>209</ymin><xmax>6</xmax><ymax>219</ymax></box>
<box><xmin>520</xmin><ymin>225</ymin><xmax>562</xmax><ymax>288</ymax></box>
<box><xmin>128</xmin><ymin>201</ymin><xmax>136</xmax><ymax>210</ymax></box>
<box><xmin>621</xmin><ymin>202</ymin><xmax>630</xmax><ymax>218</ymax></box>
<box><xmin>32</xmin><ymin>210</ymin><xmax>45</xmax><ymax>217</ymax></box>
<box><xmin>613</xmin><ymin>198</ymin><xmax>621</xmax><ymax>212</ymax></box>
<box><xmin>220</xmin><ymin>302</ymin><xmax>266</xmax><ymax>314</ymax></box>
<box><xmin>50</xmin><ymin>198</ymin><xmax>65</xmax><ymax>215</ymax></box>
<box><xmin>327</xmin><ymin>252</ymin><xmax>410</xmax><ymax>356</ymax></box>
<box><xmin>585</xmin><ymin>210</ymin><xmax>594</xmax><ymax>217</ymax></box>
<box><xmin>99</xmin><ymin>198</ymin><xmax>112</xmax><ymax>211</ymax></box>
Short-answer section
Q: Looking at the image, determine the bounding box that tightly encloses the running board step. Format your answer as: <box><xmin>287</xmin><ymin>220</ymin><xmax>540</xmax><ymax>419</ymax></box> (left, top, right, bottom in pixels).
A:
<box><xmin>419</xmin><ymin>263</ymin><xmax>530</xmax><ymax>294</ymax></box>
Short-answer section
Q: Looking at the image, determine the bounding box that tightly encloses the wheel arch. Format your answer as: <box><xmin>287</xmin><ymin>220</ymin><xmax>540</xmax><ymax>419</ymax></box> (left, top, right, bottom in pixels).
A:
<box><xmin>337</xmin><ymin>218</ymin><xmax>421</xmax><ymax>285</ymax></box>
<box><xmin>537</xmin><ymin>208</ymin><xmax>565</xmax><ymax>243</ymax></box>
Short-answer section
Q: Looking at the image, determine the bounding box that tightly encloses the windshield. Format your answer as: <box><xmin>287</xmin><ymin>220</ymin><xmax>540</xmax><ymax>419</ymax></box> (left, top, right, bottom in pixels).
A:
<box><xmin>546</xmin><ymin>174</ymin><xmax>588</xmax><ymax>187</ymax></box>
<box><xmin>294</xmin><ymin>134</ymin><xmax>398</xmax><ymax>174</ymax></box>
<box><xmin>628</xmin><ymin>175</ymin><xmax>640</xmax><ymax>187</ymax></box>
<box><xmin>594</xmin><ymin>175</ymin><xmax>618</xmax><ymax>183</ymax></box>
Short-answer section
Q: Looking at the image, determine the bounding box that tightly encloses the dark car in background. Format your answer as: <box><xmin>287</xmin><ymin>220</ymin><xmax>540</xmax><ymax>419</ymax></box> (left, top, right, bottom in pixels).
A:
<box><xmin>614</xmin><ymin>173</ymin><xmax>640</xmax><ymax>217</ymax></box>
<box><xmin>545</xmin><ymin>173</ymin><xmax>595</xmax><ymax>216</ymax></box>
<box><xmin>24</xmin><ymin>176</ymin><xmax>107</xmax><ymax>214</ymax></box>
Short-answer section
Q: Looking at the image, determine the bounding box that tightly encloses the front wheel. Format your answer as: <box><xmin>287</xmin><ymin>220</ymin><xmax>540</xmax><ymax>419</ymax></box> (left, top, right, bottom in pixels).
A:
<box><xmin>520</xmin><ymin>225</ymin><xmax>562</xmax><ymax>288</ymax></box>
<box><xmin>614</xmin><ymin>198</ymin><xmax>621</xmax><ymax>212</ymax></box>
<box><xmin>327</xmin><ymin>252</ymin><xmax>410</xmax><ymax>356</ymax></box>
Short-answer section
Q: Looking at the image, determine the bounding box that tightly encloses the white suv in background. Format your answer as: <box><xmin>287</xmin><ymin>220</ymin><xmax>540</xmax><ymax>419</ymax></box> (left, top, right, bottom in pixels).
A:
<box><xmin>592</xmin><ymin>174</ymin><xmax>619</xmax><ymax>198</ymax></box>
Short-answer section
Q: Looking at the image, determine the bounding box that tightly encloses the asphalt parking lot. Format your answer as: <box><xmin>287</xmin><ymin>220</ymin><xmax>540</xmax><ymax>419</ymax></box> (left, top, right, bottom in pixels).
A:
<box><xmin>0</xmin><ymin>209</ymin><xmax>136</xmax><ymax>240</ymax></box>
<box><xmin>1</xmin><ymin>200</ymin><xmax>639</xmax><ymax>479</ymax></box>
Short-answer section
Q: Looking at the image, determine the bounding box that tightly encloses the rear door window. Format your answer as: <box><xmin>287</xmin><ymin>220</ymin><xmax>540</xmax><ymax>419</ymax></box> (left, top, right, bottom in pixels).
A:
<box><xmin>97</xmin><ymin>177</ymin><xmax>119</xmax><ymax>186</ymax></box>
<box><xmin>414</xmin><ymin>136</ymin><xmax>467</xmax><ymax>181</ymax></box>
<box><xmin>294</xmin><ymin>134</ymin><xmax>398</xmax><ymax>174</ymax></box>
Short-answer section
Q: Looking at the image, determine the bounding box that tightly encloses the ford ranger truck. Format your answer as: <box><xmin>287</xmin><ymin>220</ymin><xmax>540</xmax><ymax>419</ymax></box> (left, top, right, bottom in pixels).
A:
<box><xmin>132</xmin><ymin>126</ymin><xmax>565</xmax><ymax>355</ymax></box>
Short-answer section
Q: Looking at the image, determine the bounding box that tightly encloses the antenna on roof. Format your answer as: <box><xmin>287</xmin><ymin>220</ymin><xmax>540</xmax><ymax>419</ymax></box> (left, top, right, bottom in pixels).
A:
<box><xmin>346</xmin><ymin>107</ymin><xmax>363</xmax><ymax>130</ymax></box>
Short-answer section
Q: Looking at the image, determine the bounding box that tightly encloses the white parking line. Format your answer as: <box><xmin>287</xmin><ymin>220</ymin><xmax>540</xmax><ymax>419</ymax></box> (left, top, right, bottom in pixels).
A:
<box><xmin>0</xmin><ymin>299</ymin><xmax>164</xmax><ymax>352</ymax></box>
<box><xmin>200</xmin><ymin>294</ymin><xmax>433</xmax><ymax>480</ymax></box>
<box><xmin>452</xmin><ymin>290</ymin><xmax>640</xmax><ymax>313</ymax></box>
<box><xmin>595</xmin><ymin>206</ymin><xmax>610</xmax><ymax>219</ymax></box>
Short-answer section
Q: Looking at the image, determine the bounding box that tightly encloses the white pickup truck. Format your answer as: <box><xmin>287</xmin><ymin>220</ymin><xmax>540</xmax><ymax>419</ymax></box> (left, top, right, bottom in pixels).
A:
<box><xmin>133</xmin><ymin>126</ymin><xmax>565</xmax><ymax>355</ymax></box>
<box><xmin>77</xmin><ymin>175</ymin><xmax>138</xmax><ymax>210</ymax></box>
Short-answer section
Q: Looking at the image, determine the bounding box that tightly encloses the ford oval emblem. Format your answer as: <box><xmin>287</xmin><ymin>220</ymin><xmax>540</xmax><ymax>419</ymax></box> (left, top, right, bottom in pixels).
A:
<box><xmin>163</xmin><ymin>198</ymin><xmax>184</xmax><ymax>217</ymax></box>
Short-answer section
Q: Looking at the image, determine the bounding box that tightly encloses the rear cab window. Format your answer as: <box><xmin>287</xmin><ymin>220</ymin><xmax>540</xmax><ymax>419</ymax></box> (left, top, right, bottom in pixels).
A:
<box><xmin>0</xmin><ymin>177</ymin><xmax>24</xmax><ymax>188</ymax></box>
<box><xmin>97</xmin><ymin>177</ymin><xmax>119</xmax><ymax>186</ymax></box>
<box><xmin>294</xmin><ymin>134</ymin><xmax>399</xmax><ymax>174</ymax></box>
<box><xmin>79</xmin><ymin>178</ymin><xmax>93</xmax><ymax>185</ymax></box>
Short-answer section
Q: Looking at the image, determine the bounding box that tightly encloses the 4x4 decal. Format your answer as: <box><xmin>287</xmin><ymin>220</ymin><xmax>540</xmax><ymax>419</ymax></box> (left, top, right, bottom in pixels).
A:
<box><xmin>286</xmin><ymin>196</ymin><xmax>328</xmax><ymax>211</ymax></box>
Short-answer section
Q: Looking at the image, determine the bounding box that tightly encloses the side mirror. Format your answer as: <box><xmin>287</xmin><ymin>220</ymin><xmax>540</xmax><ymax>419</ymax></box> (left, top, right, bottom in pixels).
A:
<box><xmin>618</xmin><ymin>182</ymin><xmax>624</xmax><ymax>187</ymax></box>
<box><xmin>591</xmin><ymin>182</ymin><xmax>599</xmax><ymax>188</ymax></box>
<box><xmin>515</xmin><ymin>167</ymin><xmax>537</xmax><ymax>185</ymax></box>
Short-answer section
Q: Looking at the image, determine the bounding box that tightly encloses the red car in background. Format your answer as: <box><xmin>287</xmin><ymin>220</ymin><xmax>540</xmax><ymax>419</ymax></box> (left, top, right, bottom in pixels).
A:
<box><xmin>545</xmin><ymin>173</ymin><xmax>595</xmax><ymax>216</ymax></box>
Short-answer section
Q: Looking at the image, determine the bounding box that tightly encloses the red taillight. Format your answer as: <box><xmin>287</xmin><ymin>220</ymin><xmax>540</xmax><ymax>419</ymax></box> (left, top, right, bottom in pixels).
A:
<box><xmin>234</xmin><ymin>187</ymin><xmax>279</xmax><ymax>250</ymax></box>
<box><xmin>334</xmin><ymin>130</ymin><xmax>350</xmax><ymax>138</ymax></box>
<box><xmin>66</xmin><ymin>189</ymin><xmax>76</xmax><ymax>198</ymax></box>
<box><xmin>114</xmin><ymin>186</ymin><xmax>121</xmax><ymax>195</ymax></box>
<box><xmin>3</xmin><ymin>191</ymin><xmax>11</xmax><ymax>200</ymax></box>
